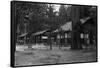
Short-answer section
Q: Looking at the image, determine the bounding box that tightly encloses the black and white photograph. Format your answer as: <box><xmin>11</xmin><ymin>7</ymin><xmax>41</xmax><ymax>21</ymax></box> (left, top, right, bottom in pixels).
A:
<box><xmin>11</xmin><ymin>1</ymin><xmax>97</xmax><ymax>67</ymax></box>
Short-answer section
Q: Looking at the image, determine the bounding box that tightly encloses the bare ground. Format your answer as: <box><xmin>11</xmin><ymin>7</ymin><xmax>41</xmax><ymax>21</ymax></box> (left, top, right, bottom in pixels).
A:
<box><xmin>15</xmin><ymin>46</ymin><xmax>97</xmax><ymax>66</ymax></box>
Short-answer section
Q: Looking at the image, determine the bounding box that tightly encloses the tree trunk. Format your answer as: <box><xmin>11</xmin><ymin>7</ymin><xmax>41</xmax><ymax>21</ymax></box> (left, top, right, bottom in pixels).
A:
<box><xmin>71</xmin><ymin>6</ymin><xmax>83</xmax><ymax>50</ymax></box>
<box><xmin>49</xmin><ymin>33</ymin><xmax>52</xmax><ymax>50</ymax></box>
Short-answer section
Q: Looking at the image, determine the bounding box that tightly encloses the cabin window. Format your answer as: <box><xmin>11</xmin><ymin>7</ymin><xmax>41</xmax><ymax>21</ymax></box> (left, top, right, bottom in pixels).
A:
<box><xmin>42</xmin><ymin>36</ymin><xmax>48</xmax><ymax>39</ymax></box>
<box><xmin>65</xmin><ymin>33</ymin><xmax>68</xmax><ymax>38</ymax></box>
<box><xmin>80</xmin><ymin>33</ymin><xmax>89</xmax><ymax>39</ymax></box>
<box><xmin>84</xmin><ymin>34</ymin><xmax>89</xmax><ymax>38</ymax></box>
<box><xmin>57</xmin><ymin>35</ymin><xmax>60</xmax><ymax>39</ymax></box>
<box><xmin>80</xmin><ymin>33</ymin><xmax>84</xmax><ymax>38</ymax></box>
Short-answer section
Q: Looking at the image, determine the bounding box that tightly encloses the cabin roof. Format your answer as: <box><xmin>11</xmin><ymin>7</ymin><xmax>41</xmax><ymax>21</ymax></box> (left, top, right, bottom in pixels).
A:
<box><xmin>18</xmin><ymin>33</ymin><xmax>28</xmax><ymax>38</ymax></box>
<box><xmin>32</xmin><ymin>30</ymin><xmax>48</xmax><ymax>36</ymax></box>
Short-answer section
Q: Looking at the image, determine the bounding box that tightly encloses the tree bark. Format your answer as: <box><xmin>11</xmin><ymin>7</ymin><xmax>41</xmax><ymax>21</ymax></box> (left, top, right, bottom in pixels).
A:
<box><xmin>71</xmin><ymin>6</ymin><xmax>83</xmax><ymax>50</ymax></box>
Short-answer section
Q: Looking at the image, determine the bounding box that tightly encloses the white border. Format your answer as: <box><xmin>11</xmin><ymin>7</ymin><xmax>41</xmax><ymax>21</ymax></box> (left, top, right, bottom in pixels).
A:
<box><xmin>0</xmin><ymin>0</ymin><xmax>99</xmax><ymax>68</ymax></box>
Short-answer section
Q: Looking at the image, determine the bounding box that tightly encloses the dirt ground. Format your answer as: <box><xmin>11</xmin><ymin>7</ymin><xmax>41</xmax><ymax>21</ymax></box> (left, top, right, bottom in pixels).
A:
<box><xmin>15</xmin><ymin>46</ymin><xmax>97</xmax><ymax>66</ymax></box>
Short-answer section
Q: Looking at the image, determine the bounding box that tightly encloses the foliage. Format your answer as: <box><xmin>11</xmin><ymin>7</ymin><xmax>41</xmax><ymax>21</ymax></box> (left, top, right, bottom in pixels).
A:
<box><xmin>14</xmin><ymin>2</ymin><xmax>71</xmax><ymax>35</ymax></box>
